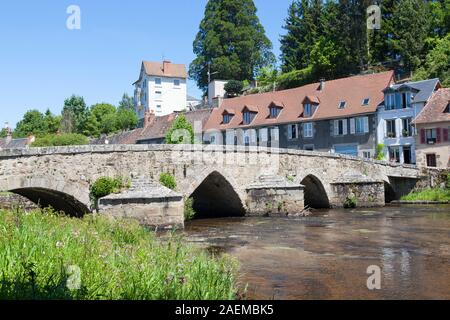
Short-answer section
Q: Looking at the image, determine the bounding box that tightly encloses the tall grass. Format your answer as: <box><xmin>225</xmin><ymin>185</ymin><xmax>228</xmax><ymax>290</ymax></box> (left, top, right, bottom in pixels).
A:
<box><xmin>401</xmin><ymin>188</ymin><xmax>450</xmax><ymax>202</ymax></box>
<box><xmin>0</xmin><ymin>209</ymin><xmax>239</xmax><ymax>300</ymax></box>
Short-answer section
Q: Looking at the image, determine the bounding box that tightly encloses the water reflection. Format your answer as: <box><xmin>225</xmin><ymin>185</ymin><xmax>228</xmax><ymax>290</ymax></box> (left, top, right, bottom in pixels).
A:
<box><xmin>185</xmin><ymin>205</ymin><xmax>450</xmax><ymax>300</ymax></box>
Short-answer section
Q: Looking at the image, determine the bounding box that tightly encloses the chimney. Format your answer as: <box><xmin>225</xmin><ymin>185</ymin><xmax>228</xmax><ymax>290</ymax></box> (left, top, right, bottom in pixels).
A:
<box><xmin>319</xmin><ymin>78</ymin><xmax>325</xmax><ymax>91</ymax></box>
<box><xmin>163</xmin><ymin>60</ymin><xmax>171</xmax><ymax>74</ymax></box>
<box><xmin>144</xmin><ymin>110</ymin><xmax>156</xmax><ymax>128</ymax></box>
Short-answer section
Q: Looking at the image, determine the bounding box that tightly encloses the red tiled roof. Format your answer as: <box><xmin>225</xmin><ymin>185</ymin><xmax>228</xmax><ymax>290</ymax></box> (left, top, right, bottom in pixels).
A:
<box><xmin>414</xmin><ymin>88</ymin><xmax>450</xmax><ymax>124</ymax></box>
<box><xmin>204</xmin><ymin>71</ymin><xmax>395</xmax><ymax>130</ymax></box>
<box><xmin>243</xmin><ymin>105</ymin><xmax>259</xmax><ymax>113</ymax></box>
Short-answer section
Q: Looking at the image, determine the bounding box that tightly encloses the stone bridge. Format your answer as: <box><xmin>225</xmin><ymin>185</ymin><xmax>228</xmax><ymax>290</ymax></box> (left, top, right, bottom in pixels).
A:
<box><xmin>0</xmin><ymin>145</ymin><xmax>427</xmax><ymax>226</ymax></box>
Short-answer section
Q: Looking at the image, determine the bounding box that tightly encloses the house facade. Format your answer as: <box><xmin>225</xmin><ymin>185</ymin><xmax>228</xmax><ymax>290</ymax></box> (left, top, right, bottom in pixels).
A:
<box><xmin>133</xmin><ymin>60</ymin><xmax>187</xmax><ymax>124</ymax></box>
<box><xmin>413</xmin><ymin>88</ymin><xmax>450</xmax><ymax>168</ymax></box>
<box><xmin>376</xmin><ymin>79</ymin><xmax>440</xmax><ymax>164</ymax></box>
<box><xmin>203</xmin><ymin>71</ymin><xmax>395</xmax><ymax>158</ymax></box>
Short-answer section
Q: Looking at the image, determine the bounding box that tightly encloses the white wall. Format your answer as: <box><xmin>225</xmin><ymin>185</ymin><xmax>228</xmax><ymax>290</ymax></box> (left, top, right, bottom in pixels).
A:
<box><xmin>134</xmin><ymin>70</ymin><xmax>187</xmax><ymax>119</ymax></box>
<box><xmin>208</xmin><ymin>80</ymin><xmax>228</xmax><ymax>106</ymax></box>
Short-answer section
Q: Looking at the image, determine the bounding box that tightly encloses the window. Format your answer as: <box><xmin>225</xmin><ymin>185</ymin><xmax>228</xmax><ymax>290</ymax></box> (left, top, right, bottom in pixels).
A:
<box><xmin>338</xmin><ymin>101</ymin><xmax>347</xmax><ymax>109</ymax></box>
<box><xmin>243</xmin><ymin>112</ymin><xmax>251</xmax><ymax>124</ymax></box>
<box><xmin>362</xmin><ymin>151</ymin><xmax>371</xmax><ymax>159</ymax></box>
<box><xmin>403</xmin><ymin>146</ymin><xmax>412</xmax><ymax>164</ymax></box>
<box><xmin>174</xmin><ymin>79</ymin><xmax>180</xmax><ymax>87</ymax></box>
<box><xmin>426</xmin><ymin>154</ymin><xmax>437</xmax><ymax>167</ymax></box>
<box><xmin>269</xmin><ymin>107</ymin><xmax>281</xmax><ymax>118</ymax></box>
<box><xmin>355</xmin><ymin>117</ymin><xmax>365</xmax><ymax>134</ymax></box>
<box><xmin>155</xmin><ymin>78</ymin><xmax>162</xmax><ymax>85</ymax></box>
<box><xmin>288</xmin><ymin>124</ymin><xmax>298</xmax><ymax>140</ymax></box>
<box><xmin>223</xmin><ymin>114</ymin><xmax>232</xmax><ymax>124</ymax></box>
<box><xmin>386</xmin><ymin>119</ymin><xmax>396</xmax><ymax>138</ymax></box>
<box><xmin>445</xmin><ymin>104</ymin><xmax>450</xmax><ymax>113</ymax></box>
<box><xmin>143</xmin><ymin>79</ymin><xmax>147</xmax><ymax>89</ymax></box>
<box><xmin>156</xmin><ymin>105</ymin><xmax>162</xmax><ymax>109</ymax></box>
<box><xmin>304</xmin><ymin>123</ymin><xmax>313</xmax><ymax>138</ymax></box>
<box><xmin>401</xmin><ymin>92</ymin><xmax>411</xmax><ymax>108</ymax></box>
<box><xmin>304</xmin><ymin>103</ymin><xmax>312</xmax><ymax>117</ymax></box>
<box><xmin>362</xmin><ymin>98</ymin><xmax>370</xmax><ymax>106</ymax></box>
<box><xmin>210</xmin><ymin>135</ymin><xmax>216</xmax><ymax>144</ymax></box>
<box><xmin>402</xmin><ymin>118</ymin><xmax>413</xmax><ymax>137</ymax></box>
<box><xmin>155</xmin><ymin>91</ymin><xmax>162</xmax><ymax>99</ymax></box>
<box><xmin>389</xmin><ymin>146</ymin><xmax>400</xmax><ymax>163</ymax></box>
<box><xmin>333</xmin><ymin>119</ymin><xmax>347</xmax><ymax>136</ymax></box>
<box><xmin>244</xmin><ymin>130</ymin><xmax>250</xmax><ymax>145</ymax></box>
<box><xmin>426</xmin><ymin>129</ymin><xmax>437</xmax><ymax>144</ymax></box>
<box><xmin>385</xmin><ymin>94</ymin><xmax>395</xmax><ymax>110</ymax></box>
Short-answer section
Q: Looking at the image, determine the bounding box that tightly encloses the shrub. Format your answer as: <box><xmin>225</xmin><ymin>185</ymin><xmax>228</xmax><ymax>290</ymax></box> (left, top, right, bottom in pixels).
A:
<box><xmin>224</xmin><ymin>80</ymin><xmax>244</xmax><ymax>97</ymax></box>
<box><xmin>0</xmin><ymin>209</ymin><xmax>239</xmax><ymax>300</ymax></box>
<box><xmin>344</xmin><ymin>195</ymin><xmax>357</xmax><ymax>208</ymax></box>
<box><xmin>375</xmin><ymin>144</ymin><xmax>385</xmax><ymax>160</ymax></box>
<box><xmin>90</xmin><ymin>177</ymin><xmax>128</xmax><ymax>202</ymax></box>
<box><xmin>159</xmin><ymin>173</ymin><xmax>177</xmax><ymax>190</ymax></box>
<box><xmin>165</xmin><ymin>115</ymin><xmax>194</xmax><ymax>144</ymax></box>
<box><xmin>184</xmin><ymin>197</ymin><xmax>196</xmax><ymax>221</ymax></box>
<box><xmin>276</xmin><ymin>66</ymin><xmax>314</xmax><ymax>90</ymax></box>
<box><xmin>401</xmin><ymin>188</ymin><xmax>450</xmax><ymax>202</ymax></box>
<box><xmin>32</xmin><ymin>133</ymin><xmax>88</xmax><ymax>147</ymax></box>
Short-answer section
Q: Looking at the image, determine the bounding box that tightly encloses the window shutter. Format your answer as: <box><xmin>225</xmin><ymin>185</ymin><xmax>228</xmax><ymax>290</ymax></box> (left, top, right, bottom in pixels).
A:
<box><xmin>288</xmin><ymin>125</ymin><xmax>292</xmax><ymax>140</ymax></box>
<box><xmin>250</xmin><ymin>129</ymin><xmax>257</xmax><ymax>144</ymax></box>
<box><xmin>226</xmin><ymin>130</ymin><xmax>234</xmax><ymax>145</ymax></box>
<box><xmin>443</xmin><ymin>128</ymin><xmax>449</xmax><ymax>142</ymax></box>
<box><xmin>420</xmin><ymin>129</ymin><xmax>426</xmax><ymax>144</ymax></box>
<box><xmin>260</xmin><ymin>128</ymin><xmax>268</xmax><ymax>142</ymax></box>
<box><xmin>363</xmin><ymin>117</ymin><xmax>369</xmax><ymax>133</ymax></box>
<box><xmin>343</xmin><ymin>119</ymin><xmax>348</xmax><ymax>135</ymax></box>
<box><xmin>334</xmin><ymin>120</ymin><xmax>339</xmax><ymax>136</ymax></box>
<box><xmin>436</xmin><ymin>128</ymin><xmax>442</xmax><ymax>143</ymax></box>
<box><xmin>312</xmin><ymin>123</ymin><xmax>316</xmax><ymax>138</ymax></box>
<box><xmin>350</xmin><ymin>118</ymin><xmax>356</xmax><ymax>134</ymax></box>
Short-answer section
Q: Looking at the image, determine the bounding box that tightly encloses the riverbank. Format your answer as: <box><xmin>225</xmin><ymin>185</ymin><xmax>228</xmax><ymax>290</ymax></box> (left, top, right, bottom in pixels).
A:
<box><xmin>400</xmin><ymin>187</ymin><xmax>450</xmax><ymax>202</ymax></box>
<box><xmin>0</xmin><ymin>209</ymin><xmax>239</xmax><ymax>300</ymax></box>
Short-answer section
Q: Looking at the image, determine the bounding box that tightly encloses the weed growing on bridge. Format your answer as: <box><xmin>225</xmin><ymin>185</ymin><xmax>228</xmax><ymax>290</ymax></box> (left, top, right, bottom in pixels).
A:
<box><xmin>159</xmin><ymin>173</ymin><xmax>177</xmax><ymax>191</ymax></box>
<box><xmin>0</xmin><ymin>209</ymin><xmax>239</xmax><ymax>300</ymax></box>
<box><xmin>90</xmin><ymin>176</ymin><xmax>130</xmax><ymax>208</ymax></box>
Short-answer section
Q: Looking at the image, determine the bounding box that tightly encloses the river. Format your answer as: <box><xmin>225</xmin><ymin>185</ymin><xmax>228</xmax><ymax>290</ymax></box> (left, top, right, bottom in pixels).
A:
<box><xmin>184</xmin><ymin>205</ymin><xmax>450</xmax><ymax>300</ymax></box>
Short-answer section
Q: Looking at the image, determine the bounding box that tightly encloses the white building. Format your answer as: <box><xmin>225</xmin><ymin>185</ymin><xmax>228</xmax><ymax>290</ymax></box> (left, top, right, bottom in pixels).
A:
<box><xmin>376</xmin><ymin>79</ymin><xmax>440</xmax><ymax>164</ymax></box>
<box><xmin>133</xmin><ymin>60</ymin><xmax>187</xmax><ymax>123</ymax></box>
<box><xmin>208</xmin><ymin>80</ymin><xmax>228</xmax><ymax>107</ymax></box>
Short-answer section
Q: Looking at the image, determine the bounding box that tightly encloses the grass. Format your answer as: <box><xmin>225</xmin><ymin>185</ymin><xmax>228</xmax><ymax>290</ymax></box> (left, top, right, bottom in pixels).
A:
<box><xmin>0</xmin><ymin>209</ymin><xmax>239</xmax><ymax>300</ymax></box>
<box><xmin>400</xmin><ymin>188</ymin><xmax>450</xmax><ymax>202</ymax></box>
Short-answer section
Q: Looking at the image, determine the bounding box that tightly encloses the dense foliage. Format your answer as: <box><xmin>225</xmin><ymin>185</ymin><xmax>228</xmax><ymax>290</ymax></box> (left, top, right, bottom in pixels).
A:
<box><xmin>90</xmin><ymin>177</ymin><xmax>129</xmax><ymax>201</ymax></box>
<box><xmin>184</xmin><ymin>197</ymin><xmax>196</xmax><ymax>221</ymax></box>
<box><xmin>401</xmin><ymin>188</ymin><xmax>450</xmax><ymax>202</ymax></box>
<box><xmin>0</xmin><ymin>209</ymin><xmax>238</xmax><ymax>300</ymax></box>
<box><xmin>165</xmin><ymin>115</ymin><xmax>195</xmax><ymax>144</ymax></box>
<box><xmin>189</xmin><ymin>0</ymin><xmax>275</xmax><ymax>92</ymax></box>
<box><xmin>14</xmin><ymin>110</ymin><xmax>61</xmax><ymax>138</ymax></box>
<box><xmin>159</xmin><ymin>173</ymin><xmax>177</xmax><ymax>191</ymax></box>
<box><xmin>224</xmin><ymin>80</ymin><xmax>244</xmax><ymax>97</ymax></box>
<box><xmin>31</xmin><ymin>133</ymin><xmax>88</xmax><ymax>147</ymax></box>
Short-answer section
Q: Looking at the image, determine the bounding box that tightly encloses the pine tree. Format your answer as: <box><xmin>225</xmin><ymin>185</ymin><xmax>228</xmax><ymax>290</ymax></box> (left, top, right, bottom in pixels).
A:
<box><xmin>189</xmin><ymin>0</ymin><xmax>275</xmax><ymax>92</ymax></box>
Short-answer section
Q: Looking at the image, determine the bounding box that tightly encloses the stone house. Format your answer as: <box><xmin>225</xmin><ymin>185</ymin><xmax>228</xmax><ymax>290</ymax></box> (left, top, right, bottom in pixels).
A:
<box><xmin>203</xmin><ymin>71</ymin><xmax>395</xmax><ymax>159</ymax></box>
<box><xmin>413</xmin><ymin>88</ymin><xmax>450</xmax><ymax>168</ymax></box>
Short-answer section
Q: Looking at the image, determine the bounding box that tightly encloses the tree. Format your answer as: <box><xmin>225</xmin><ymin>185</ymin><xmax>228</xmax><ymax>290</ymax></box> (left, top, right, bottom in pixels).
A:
<box><xmin>0</xmin><ymin>128</ymin><xmax>8</xmax><ymax>138</ymax></box>
<box><xmin>90</xmin><ymin>103</ymin><xmax>117</xmax><ymax>135</ymax></box>
<box><xmin>224</xmin><ymin>80</ymin><xmax>244</xmax><ymax>97</ymax></box>
<box><xmin>14</xmin><ymin>110</ymin><xmax>46</xmax><ymax>137</ymax></box>
<box><xmin>189</xmin><ymin>0</ymin><xmax>275</xmax><ymax>92</ymax></box>
<box><xmin>280</xmin><ymin>0</ymin><xmax>320</xmax><ymax>72</ymax></box>
<box><xmin>43</xmin><ymin>109</ymin><xmax>61</xmax><ymax>134</ymax></box>
<box><xmin>118</xmin><ymin>93</ymin><xmax>135</xmax><ymax>110</ymax></box>
<box><xmin>116</xmin><ymin>108</ymin><xmax>138</xmax><ymax>131</ymax></box>
<box><xmin>390</xmin><ymin>0</ymin><xmax>431</xmax><ymax>72</ymax></box>
<box><xmin>165</xmin><ymin>115</ymin><xmax>194</xmax><ymax>144</ymax></box>
<box><xmin>414</xmin><ymin>34</ymin><xmax>450</xmax><ymax>86</ymax></box>
<box><xmin>61</xmin><ymin>95</ymin><xmax>88</xmax><ymax>134</ymax></box>
<box><xmin>309</xmin><ymin>36</ymin><xmax>342</xmax><ymax>79</ymax></box>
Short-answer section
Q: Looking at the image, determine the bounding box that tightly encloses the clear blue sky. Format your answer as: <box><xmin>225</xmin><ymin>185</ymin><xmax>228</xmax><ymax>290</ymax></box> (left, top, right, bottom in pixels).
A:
<box><xmin>0</xmin><ymin>0</ymin><xmax>292</xmax><ymax>128</ymax></box>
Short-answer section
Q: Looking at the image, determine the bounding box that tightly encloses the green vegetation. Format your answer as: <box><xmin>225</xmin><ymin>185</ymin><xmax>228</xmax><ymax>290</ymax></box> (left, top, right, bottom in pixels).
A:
<box><xmin>165</xmin><ymin>115</ymin><xmax>194</xmax><ymax>144</ymax></box>
<box><xmin>184</xmin><ymin>197</ymin><xmax>196</xmax><ymax>221</ymax></box>
<box><xmin>401</xmin><ymin>188</ymin><xmax>450</xmax><ymax>202</ymax></box>
<box><xmin>224</xmin><ymin>80</ymin><xmax>244</xmax><ymax>97</ymax></box>
<box><xmin>0</xmin><ymin>209</ymin><xmax>238</xmax><ymax>300</ymax></box>
<box><xmin>14</xmin><ymin>109</ymin><xmax>61</xmax><ymax>138</ymax></box>
<box><xmin>375</xmin><ymin>144</ymin><xmax>385</xmax><ymax>161</ymax></box>
<box><xmin>344</xmin><ymin>195</ymin><xmax>357</xmax><ymax>209</ymax></box>
<box><xmin>189</xmin><ymin>0</ymin><xmax>275</xmax><ymax>92</ymax></box>
<box><xmin>159</xmin><ymin>173</ymin><xmax>177</xmax><ymax>191</ymax></box>
<box><xmin>90</xmin><ymin>177</ymin><xmax>130</xmax><ymax>206</ymax></box>
<box><xmin>31</xmin><ymin>133</ymin><xmax>89</xmax><ymax>147</ymax></box>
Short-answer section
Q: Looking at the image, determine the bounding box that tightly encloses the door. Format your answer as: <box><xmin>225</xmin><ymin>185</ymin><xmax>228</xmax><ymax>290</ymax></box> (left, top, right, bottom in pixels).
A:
<box><xmin>403</xmin><ymin>146</ymin><xmax>411</xmax><ymax>164</ymax></box>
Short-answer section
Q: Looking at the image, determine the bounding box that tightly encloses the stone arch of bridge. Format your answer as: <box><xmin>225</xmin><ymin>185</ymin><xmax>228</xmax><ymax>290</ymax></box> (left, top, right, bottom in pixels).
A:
<box><xmin>0</xmin><ymin>175</ymin><xmax>91</xmax><ymax>217</ymax></box>
<box><xmin>187</xmin><ymin>170</ymin><xmax>246</xmax><ymax>218</ymax></box>
<box><xmin>299</xmin><ymin>174</ymin><xmax>331</xmax><ymax>209</ymax></box>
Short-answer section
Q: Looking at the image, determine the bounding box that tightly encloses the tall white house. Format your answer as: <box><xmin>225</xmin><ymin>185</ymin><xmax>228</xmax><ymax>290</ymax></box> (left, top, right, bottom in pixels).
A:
<box><xmin>133</xmin><ymin>60</ymin><xmax>187</xmax><ymax>123</ymax></box>
<box><xmin>376</xmin><ymin>78</ymin><xmax>440</xmax><ymax>164</ymax></box>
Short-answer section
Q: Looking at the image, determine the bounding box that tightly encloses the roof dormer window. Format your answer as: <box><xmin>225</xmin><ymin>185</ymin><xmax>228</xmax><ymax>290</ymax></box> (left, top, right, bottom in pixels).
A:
<box><xmin>338</xmin><ymin>101</ymin><xmax>347</xmax><ymax>109</ymax></box>
<box><xmin>362</xmin><ymin>98</ymin><xmax>370</xmax><ymax>106</ymax></box>
<box><xmin>269</xmin><ymin>107</ymin><xmax>281</xmax><ymax>118</ymax></box>
<box><xmin>304</xmin><ymin>103</ymin><xmax>312</xmax><ymax>117</ymax></box>
<box><xmin>223</xmin><ymin>113</ymin><xmax>233</xmax><ymax>124</ymax></box>
<box><xmin>241</xmin><ymin>106</ymin><xmax>258</xmax><ymax>125</ymax></box>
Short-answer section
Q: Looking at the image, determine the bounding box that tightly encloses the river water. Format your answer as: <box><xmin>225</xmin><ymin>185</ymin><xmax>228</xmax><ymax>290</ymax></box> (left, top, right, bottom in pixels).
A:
<box><xmin>184</xmin><ymin>205</ymin><xmax>450</xmax><ymax>300</ymax></box>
